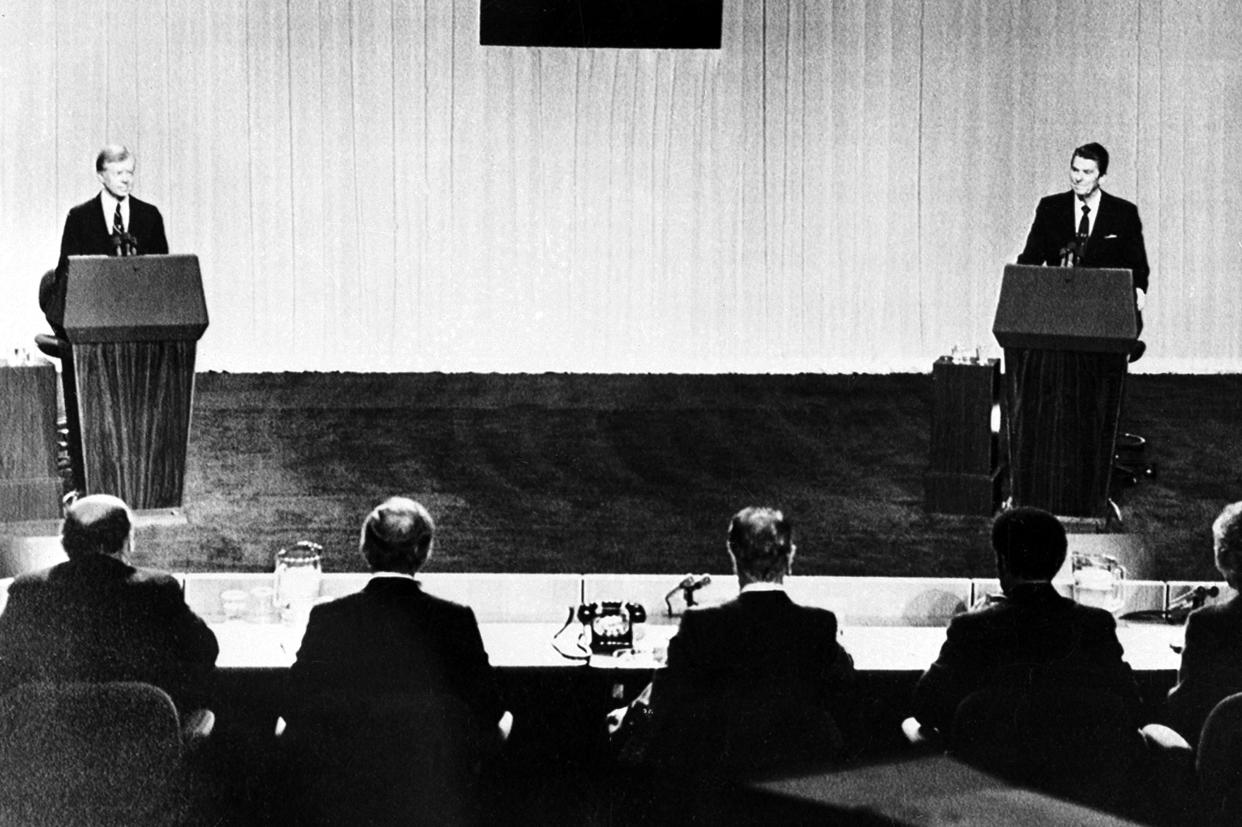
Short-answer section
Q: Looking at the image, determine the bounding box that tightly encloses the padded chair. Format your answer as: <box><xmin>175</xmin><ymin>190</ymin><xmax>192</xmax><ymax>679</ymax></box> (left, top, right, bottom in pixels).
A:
<box><xmin>1197</xmin><ymin>691</ymin><xmax>1242</xmax><ymax>825</ymax></box>
<box><xmin>948</xmin><ymin>686</ymin><xmax>1161</xmax><ymax>819</ymax></box>
<box><xmin>0</xmin><ymin>681</ymin><xmax>214</xmax><ymax>826</ymax></box>
<box><xmin>281</xmin><ymin>691</ymin><xmax>490</xmax><ymax>826</ymax></box>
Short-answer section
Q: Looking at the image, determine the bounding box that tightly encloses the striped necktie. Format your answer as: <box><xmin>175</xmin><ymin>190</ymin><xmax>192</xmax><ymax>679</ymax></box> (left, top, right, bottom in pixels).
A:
<box><xmin>113</xmin><ymin>199</ymin><xmax>125</xmax><ymax>256</ymax></box>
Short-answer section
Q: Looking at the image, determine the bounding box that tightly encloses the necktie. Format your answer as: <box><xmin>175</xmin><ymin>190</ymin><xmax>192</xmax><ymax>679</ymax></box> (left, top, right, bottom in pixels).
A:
<box><xmin>113</xmin><ymin>199</ymin><xmax>127</xmax><ymax>256</ymax></box>
<box><xmin>1078</xmin><ymin>204</ymin><xmax>1090</xmax><ymax>239</ymax></box>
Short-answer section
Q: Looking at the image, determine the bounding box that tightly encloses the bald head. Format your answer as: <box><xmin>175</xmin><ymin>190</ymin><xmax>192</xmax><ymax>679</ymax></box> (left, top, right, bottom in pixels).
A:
<box><xmin>61</xmin><ymin>494</ymin><xmax>133</xmax><ymax>559</ymax></box>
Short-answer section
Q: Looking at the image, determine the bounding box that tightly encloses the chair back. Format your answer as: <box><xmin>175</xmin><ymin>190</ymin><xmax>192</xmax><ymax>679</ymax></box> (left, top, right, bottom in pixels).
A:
<box><xmin>285</xmin><ymin>691</ymin><xmax>487</xmax><ymax>827</ymax></box>
<box><xmin>0</xmin><ymin>681</ymin><xmax>184</xmax><ymax>826</ymax></box>
<box><xmin>1197</xmin><ymin>691</ymin><xmax>1242</xmax><ymax>824</ymax></box>
<box><xmin>949</xmin><ymin>685</ymin><xmax>1144</xmax><ymax>809</ymax></box>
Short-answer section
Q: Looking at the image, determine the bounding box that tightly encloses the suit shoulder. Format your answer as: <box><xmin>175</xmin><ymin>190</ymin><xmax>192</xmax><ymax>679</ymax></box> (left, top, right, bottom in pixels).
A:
<box><xmin>418</xmin><ymin>589</ymin><xmax>476</xmax><ymax>617</ymax></box>
<box><xmin>65</xmin><ymin>196</ymin><xmax>101</xmax><ymax>217</ymax></box>
<box><xmin>1186</xmin><ymin>601</ymin><xmax>1236</xmax><ymax>631</ymax></box>
<box><xmin>7</xmin><ymin>566</ymin><xmax>56</xmax><ymax>589</ymax></box>
<box><xmin>1037</xmin><ymin>191</ymin><xmax>1073</xmax><ymax>210</ymax></box>
<box><xmin>128</xmin><ymin>567</ymin><xmax>181</xmax><ymax>587</ymax></box>
<box><xmin>792</xmin><ymin>601</ymin><xmax>839</xmax><ymax>627</ymax></box>
<box><xmin>1102</xmin><ymin>191</ymin><xmax>1139</xmax><ymax>211</ymax></box>
<box><xmin>129</xmin><ymin>196</ymin><xmax>163</xmax><ymax>216</ymax></box>
<box><xmin>1068</xmin><ymin>600</ymin><xmax>1121</xmax><ymax>628</ymax></box>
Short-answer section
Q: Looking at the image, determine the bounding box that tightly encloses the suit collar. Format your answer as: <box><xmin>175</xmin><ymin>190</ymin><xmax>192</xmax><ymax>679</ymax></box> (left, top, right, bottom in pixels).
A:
<box><xmin>1003</xmin><ymin>582</ymin><xmax>1063</xmax><ymax>603</ymax></box>
<box><xmin>58</xmin><ymin>553</ymin><xmax>135</xmax><ymax>579</ymax></box>
<box><xmin>737</xmin><ymin>589</ymin><xmax>794</xmax><ymax>605</ymax></box>
<box><xmin>363</xmin><ymin>576</ymin><xmax>423</xmax><ymax>595</ymax></box>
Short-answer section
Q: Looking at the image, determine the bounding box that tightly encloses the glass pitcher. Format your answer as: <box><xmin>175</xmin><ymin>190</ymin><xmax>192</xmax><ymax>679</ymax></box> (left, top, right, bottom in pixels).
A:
<box><xmin>1071</xmin><ymin>552</ymin><xmax>1126</xmax><ymax>614</ymax></box>
<box><xmin>274</xmin><ymin>540</ymin><xmax>323</xmax><ymax>622</ymax></box>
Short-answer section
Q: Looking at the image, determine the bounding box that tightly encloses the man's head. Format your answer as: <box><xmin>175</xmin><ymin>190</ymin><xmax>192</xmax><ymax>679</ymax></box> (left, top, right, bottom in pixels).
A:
<box><xmin>1069</xmin><ymin>142</ymin><xmax>1109</xmax><ymax>200</ymax></box>
<box><xmin>61</xmin><ymin>494</ymin><xmax>133</xmax><ymax>559</ymax></box>
<box><xmin>96</xmin><ymin>144</ymin><xmax>135</xmax><ymax>200</ymax></box>
<box><xmin>360</xmin><ymin>497</ymin><xmax>436</xmax><ymax>574</ymax></box>
<box><xmin>727</xmin><ymin>506</ymin><xmax>795</xmax><ymax>585</ymax></box>
<box><xmin>991</xmin><ymin>506</ymin><xmax>1067</xmax><ymax>588</ymax></box>
<box><xmin>1213</xmin><ymin>502</ymin><xmax>1242</xmax><ymax>590</ymax></box>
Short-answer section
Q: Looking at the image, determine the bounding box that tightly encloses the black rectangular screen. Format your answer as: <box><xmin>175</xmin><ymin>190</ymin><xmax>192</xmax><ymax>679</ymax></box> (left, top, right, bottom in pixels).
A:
<box><xmin>481</xmin><ymin>0</ymin><xmax>722</xmax><ymax>49</ymax></box>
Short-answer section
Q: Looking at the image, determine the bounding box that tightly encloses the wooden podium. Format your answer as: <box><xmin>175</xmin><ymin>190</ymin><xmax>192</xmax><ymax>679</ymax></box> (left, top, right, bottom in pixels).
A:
<box><xmin>993</xmin><ymin>264</ymin><xmax>1136</xmax><ymax>519</ymax></box>
<box><xmin>924</xmin><ymin>356</ymin><xmax>1002</xmax><ymax>515</ymax></box>
<box><xmin>0</xmin><ymin>360</ymin><xmax>62</xmax><ymax>522</ymax></box>
<box><xmin>60</xmin><ymin>255</ymin><xmax>208</xmax><ymax>510</ymax></box>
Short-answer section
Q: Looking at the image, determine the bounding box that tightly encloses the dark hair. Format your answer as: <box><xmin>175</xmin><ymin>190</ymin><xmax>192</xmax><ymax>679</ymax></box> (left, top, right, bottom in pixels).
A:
<box><xmin>61</xmin><ymin>494</ymin><xmax>132</xmax><ymax>558</ymax></box>
<box><xmin>1072</xmin><ymin>142</ymin><xmax>1109</xmax><ymax>176</ymax></box>
<box><xmin>727</xmin><ymin>507</ymin><xmax>793</xmax><ymax>582</ymax></box>
<box><xmin>991</xmin><ymin>507</ymin><xmax>1067</xmax><ymax>581</ymax></box>
<box><xmin>95</xmin><ymin>144</ymin><xmax>132</xmax><ymax>172</ymax></box>
<box><xmin>360</xmin><ymin>497</ymin><xmax>435</xmax><ymax>573</ymax></box>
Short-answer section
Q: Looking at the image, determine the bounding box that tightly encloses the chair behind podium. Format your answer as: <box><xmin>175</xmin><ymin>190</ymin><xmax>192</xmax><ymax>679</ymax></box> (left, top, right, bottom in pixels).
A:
<box><xmin>59</xmin><ymin>255</ymin><xmax>208</xmax><ymax>510</ymax></box>
<box><xmin>993</xmin><ymin>265</ymin><xmax>1136</xmax><ymax>520</ymax></box>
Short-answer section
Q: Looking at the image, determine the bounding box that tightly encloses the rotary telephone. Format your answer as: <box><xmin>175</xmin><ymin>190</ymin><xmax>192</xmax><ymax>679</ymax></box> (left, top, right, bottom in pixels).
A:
<box><xmin>577</xmin><ymin>601</ymin><xmax>647</xmax><ymax>654</ymax></box>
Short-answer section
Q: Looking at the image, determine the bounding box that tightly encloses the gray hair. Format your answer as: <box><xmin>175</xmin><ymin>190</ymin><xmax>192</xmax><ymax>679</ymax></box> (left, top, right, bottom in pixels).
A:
<box><xmin>1213</xmin><ymin>501</ymin><xmax>1242</xmax><ymax>587</ymax></box>
<box><xmin>360</xmin><ymin>497</ymin><xmax>435</xmax><ymax>573</ymax></box>
<box><xmin>95</xmin><ymin>144</ymin><xmax>132</xmax><ymax>172</ymax></box>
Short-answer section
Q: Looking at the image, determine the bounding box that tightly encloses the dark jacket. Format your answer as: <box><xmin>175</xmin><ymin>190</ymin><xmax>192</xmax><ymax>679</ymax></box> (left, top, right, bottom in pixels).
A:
<box><xmin>912</xmin><ymin>582</ymin><xmax>1142</xmax><ymax>737</ymax></box>
<box><xmin>41</xmin><ymin>193</ymin><xmax>169</xmax><ymax>328</ymax></box>
<box><xmin>1167</xmin><ymin>595</ymin><xmax>1242</xmax><ymax>745</ymax></box>
<box><xmin>0</xmin><ymin>554</ymin><xmax>218</xmax><ymax>712</ymax></box>
<box><xmin>286</xmin><ymin>577</ymin><xmax>505</xmax><ymax>737</ymax></box>
<box><xmin>646</xmin><ymin>589</ymin><xmax>857</xmax><ymax>774</ymax></box>
<box><xmin>59</xmin><ymin>193</ymin><xmax>169</xmax><ymax>260</ymax></box>
<box><xmin>1017</xmin><ymin>189</ymin><xmax>1150</xmax><ymax>292</ymax></box>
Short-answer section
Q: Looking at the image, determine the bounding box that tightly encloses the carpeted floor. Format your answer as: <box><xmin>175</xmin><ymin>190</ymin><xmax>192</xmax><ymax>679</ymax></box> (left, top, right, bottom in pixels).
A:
<box><xmin>71</xmin><ymin>371</ymin><xmax>1237</xmax><ymax>581</ymax></box>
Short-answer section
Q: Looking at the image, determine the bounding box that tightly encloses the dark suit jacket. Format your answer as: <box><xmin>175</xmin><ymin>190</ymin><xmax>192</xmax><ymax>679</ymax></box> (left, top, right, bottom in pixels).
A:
<box><xmin>1167</xmin><ymin>595</ymin><xmax>1242</xmax><ymax>745</ymax></box>
<box><xmin>59</xmin><ymin>193</ymin><xmax>169</xmax><ymax>259</ymax></box>
<box><xmin>41</xmin><ymin>193</ymin><xmax>170</xmax><ymax>328</ymax></box>
<box><xmin>646</xmin><ymin>589</ymin><xmax>857</xmax><ymax>774</ymax></box>
<box><xmin>912</xmin><ymin>583</ymin><xmax>1142</xmax><ymax>737</ymax></box>
<box><xmin>0</xmin><ymin>554</ymin><xmax>218</xmax><ymax>712</ymax></box>
<box><xmin>286</xmin><ymin>577</ymin><xmax>505</xmax><ymax>736</ymax></box>
<box><xmin>1017</xmin><ymin>189</ymin><xmax>1150</xmax><ymax>292</ymax></box>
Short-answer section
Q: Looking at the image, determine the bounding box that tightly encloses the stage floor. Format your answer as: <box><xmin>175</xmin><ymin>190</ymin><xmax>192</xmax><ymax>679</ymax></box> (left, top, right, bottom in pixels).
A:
<box><xmin>3</xmin><ymin>372</ymin><xmax>1239</xmax><ymax>581</ymax></box>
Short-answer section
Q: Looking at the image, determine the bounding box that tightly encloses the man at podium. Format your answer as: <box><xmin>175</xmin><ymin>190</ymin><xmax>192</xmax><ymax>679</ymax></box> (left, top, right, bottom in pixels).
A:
<box><xmin>40</xmin><ymin>144</ymin><xmax>169</xmax><ymax>329</ymax></box>
<box><xmin>1017</xmin><ymin>142</ymin><xmax>1149</xmax><ymax>361</ymax></box>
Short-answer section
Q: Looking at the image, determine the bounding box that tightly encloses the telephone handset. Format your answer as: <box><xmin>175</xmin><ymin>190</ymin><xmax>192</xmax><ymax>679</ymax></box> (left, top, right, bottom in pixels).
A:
<box><xmin>577</xmin><ymin>601</ymin><xmax>647</xmax><ymax>654</ymax></box>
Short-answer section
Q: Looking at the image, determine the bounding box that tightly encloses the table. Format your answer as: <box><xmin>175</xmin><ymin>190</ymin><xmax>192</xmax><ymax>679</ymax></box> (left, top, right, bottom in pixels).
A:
<box><xmin>210</xmin><ymin>619</ymin><xmax>1184</xmax><ymax>673</ymax></box>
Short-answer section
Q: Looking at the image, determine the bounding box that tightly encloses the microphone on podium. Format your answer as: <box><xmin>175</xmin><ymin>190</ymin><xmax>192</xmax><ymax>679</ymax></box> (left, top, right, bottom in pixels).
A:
<box><xmin>1060</xmin><ymin>236</ymin><xmax>1087</xmax><ymax>267</ymax></box>
<box><xmin>111</xmin><ymin>231</ymin><xmax>138</xmax><ymax>257</ymax></box>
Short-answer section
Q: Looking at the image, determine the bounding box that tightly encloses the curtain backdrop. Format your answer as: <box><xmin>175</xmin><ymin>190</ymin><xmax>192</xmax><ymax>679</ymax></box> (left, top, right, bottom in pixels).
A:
<box><xmin>1</xmin><ymin>0</ymin><xmax>1239</xmax><ymax>373</ymax></box>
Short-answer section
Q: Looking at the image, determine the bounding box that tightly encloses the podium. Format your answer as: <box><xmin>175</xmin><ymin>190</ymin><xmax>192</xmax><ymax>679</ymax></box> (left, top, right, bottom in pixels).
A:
<box><xmin>993</xmin><ymin>264</ymin><xmax>1136</xmax><ymax>519</ymax></box>
<box><xmin>0</xmin><ymin>360</ymin><xmax>62</xmax><ymax>521</ymax></box>
<box><xmin>924</xmin><ymin>356</ymin><xmax>1002</xmax><ymax>515</ymax></box>
<box><xmin>60</xmin><ymin>255</ymin><xmax>208</xmax><ymax>510</ymax></box>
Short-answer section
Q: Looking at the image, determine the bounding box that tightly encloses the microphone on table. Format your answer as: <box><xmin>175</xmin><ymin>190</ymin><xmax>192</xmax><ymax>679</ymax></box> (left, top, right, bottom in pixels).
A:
<box><xmin>1168</xmin><ymin>585</ymin><xmax>1219</xmax><ymax>612</ymax></box>
<box><xmin>665</xmin><ymin>574</ymin><xmax>712</xmax><ymax>616</ymax></box>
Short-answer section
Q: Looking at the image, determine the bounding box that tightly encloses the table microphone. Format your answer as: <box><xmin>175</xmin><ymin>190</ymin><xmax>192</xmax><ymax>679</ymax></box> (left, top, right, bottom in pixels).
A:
<box><xmin>665</xmin><ymin>574</ymin><xmax>712</xmax><ymax>616</ymax></box>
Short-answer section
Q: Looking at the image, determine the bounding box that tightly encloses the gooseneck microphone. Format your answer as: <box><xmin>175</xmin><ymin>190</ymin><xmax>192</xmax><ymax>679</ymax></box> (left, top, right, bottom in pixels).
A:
<box><xmin>664</xmin><ymin>573</ymin><xmax>712</xmax><ymax>616</ymax></box>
